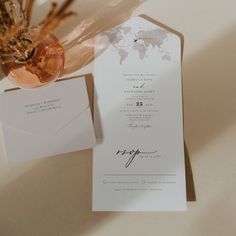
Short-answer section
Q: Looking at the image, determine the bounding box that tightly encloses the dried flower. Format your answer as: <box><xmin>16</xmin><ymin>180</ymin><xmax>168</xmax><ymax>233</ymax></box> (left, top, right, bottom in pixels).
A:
<box><xmin>0</xmin><ymin>0</ymin><xmax>75</xmax><ymax>63</ymax></box>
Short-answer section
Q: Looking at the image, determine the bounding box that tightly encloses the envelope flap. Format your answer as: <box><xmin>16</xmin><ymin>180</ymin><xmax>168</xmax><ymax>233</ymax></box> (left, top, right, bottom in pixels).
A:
<box><xmin>0</xmin><ymin>78</ymin><xmax>90</xmax><ymax>136</ymax></box>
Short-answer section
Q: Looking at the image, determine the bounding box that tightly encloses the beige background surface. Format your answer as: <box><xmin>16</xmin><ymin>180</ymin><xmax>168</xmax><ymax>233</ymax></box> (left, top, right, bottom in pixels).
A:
<box><xmin>0</xmin><ymin>0</ymin><xmax>236</xmax><ymax>235</ymax></box>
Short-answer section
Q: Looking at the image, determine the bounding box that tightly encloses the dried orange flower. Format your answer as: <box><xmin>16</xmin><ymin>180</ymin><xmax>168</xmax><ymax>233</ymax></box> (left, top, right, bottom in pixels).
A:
<box><xmin>0</xmin><ymin>0</ymin><xmax>75</xmax><ymax>63</ymax></box>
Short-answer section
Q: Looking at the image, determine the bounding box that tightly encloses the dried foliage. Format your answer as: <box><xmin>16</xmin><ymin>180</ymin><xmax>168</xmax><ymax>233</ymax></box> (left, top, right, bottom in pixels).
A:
<box><xmin>0</xmin><ymin>0</ymin><xmax>75</xmax><ymax>63</ymax></box>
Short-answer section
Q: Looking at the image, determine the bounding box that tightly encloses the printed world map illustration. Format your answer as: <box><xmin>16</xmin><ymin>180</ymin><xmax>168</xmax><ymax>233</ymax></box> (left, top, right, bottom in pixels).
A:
<box><xmin>104</xmin><ymin>26</ymin><xmax>171</xmax><ymax>64</ymax></box>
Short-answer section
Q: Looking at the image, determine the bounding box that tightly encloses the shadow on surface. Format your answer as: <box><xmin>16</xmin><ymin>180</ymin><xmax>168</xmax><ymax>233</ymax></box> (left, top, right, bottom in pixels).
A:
<box><xmin>183</xmin><ymin>27</ymin><xmax>236</xmax><ymax>155</ymax></box>
<box><xmin>0</xmin><ymin>150</ymin><xmax>111</xmax><ymax>236</ymax></box>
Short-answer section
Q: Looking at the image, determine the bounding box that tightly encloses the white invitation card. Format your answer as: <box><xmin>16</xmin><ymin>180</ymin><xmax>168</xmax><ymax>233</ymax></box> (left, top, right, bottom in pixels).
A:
<box><xmin>93</xmin><ymin>17</ymin><xmax>186</xmax><ymax>211</ymax></box>
<box><xmin>0</xmin><ymin>77</ymin><xmax>96</xmax><ymax>161</ymax></box>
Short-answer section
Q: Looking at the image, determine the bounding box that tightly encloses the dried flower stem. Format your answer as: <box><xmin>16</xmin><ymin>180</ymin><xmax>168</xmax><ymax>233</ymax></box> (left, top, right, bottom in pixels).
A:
<box><xmin>24</xmin><ymin>0</ymin><xmax>35</xmax><ymax>27</ymax></box>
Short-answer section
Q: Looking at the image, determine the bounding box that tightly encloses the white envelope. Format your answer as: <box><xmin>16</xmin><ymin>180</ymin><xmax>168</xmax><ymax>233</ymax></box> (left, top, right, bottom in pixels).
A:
<box><xmin>0</xmin><ymin>77</ymin><xmax>96</xmax><ymax>161</ymax></box>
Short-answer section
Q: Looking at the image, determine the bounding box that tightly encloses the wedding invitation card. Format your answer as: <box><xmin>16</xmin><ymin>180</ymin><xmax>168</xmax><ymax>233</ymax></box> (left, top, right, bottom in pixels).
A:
<box><xmin>93</xmin><ymin>17</ymin><xmax>186</xmax><ymax>211</ymax></box>
<box><xmin>0</xmin><ymin>77</ymin><xmax>96</xmax><ymax>161</ymax></box>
